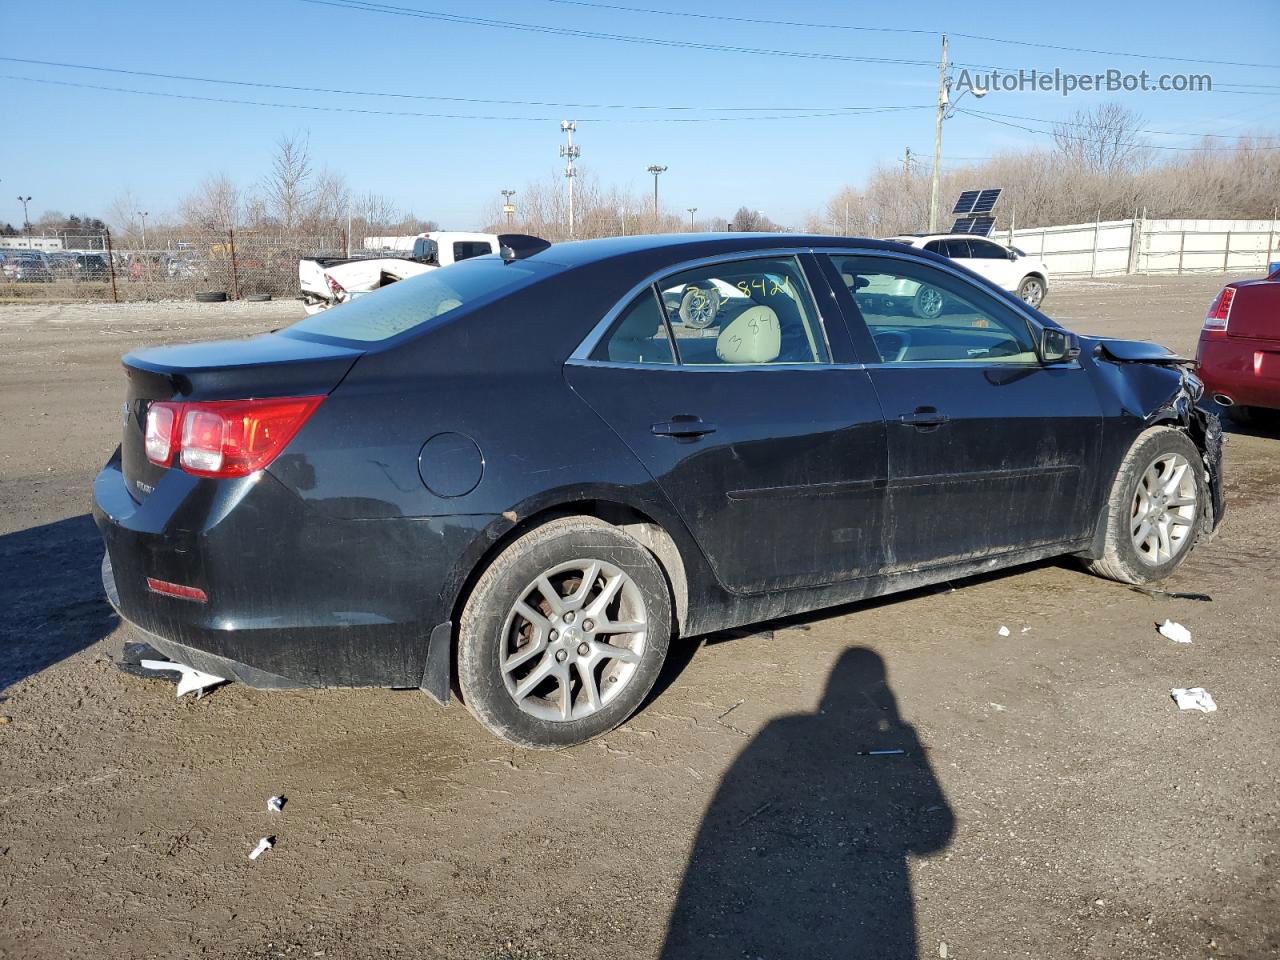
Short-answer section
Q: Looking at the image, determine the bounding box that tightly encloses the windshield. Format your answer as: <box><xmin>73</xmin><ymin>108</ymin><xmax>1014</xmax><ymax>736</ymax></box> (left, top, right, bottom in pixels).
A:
<box><xmin>287</xmin><ymin>256</ymin><xmax>548</xmax><ymax>343</ymax></box>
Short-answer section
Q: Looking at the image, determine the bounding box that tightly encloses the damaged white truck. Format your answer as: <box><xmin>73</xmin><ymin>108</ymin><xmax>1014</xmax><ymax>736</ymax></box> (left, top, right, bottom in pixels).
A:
<box><xmin>298</xmin><ymin>231</ymin><xmax>548</xmax><ymax>314</ymax></box>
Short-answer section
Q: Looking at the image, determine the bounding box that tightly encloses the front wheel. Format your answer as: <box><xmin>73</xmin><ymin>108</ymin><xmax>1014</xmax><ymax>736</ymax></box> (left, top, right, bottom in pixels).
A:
<box><xmin>458</xmin><ymin>516</ymin><xmax>672</xmax><ymax>749</ymax></box>
<box><xmin>911</xmin><ymin>284</ymin><xmax>945</xmax><ymax>319</ymax></box>
<box><xmin>1017</xmin><ymin>275</ymin><xmax>1046</xmax><ymax>309</ymax></box>
<box><xmin>1086</xmin><ymin>427</ymin><xmax>1206</xmax><ymax>584</ymax></box>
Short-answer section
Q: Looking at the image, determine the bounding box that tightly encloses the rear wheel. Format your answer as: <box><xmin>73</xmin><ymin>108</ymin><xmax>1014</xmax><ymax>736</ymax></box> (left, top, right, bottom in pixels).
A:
<box><xmin>1017</xmin><ymin>275</ymin><xmax>1046</xmax><ymax>308</ymax></box>
<box><xmin>911</xmin><ymin>284</ymin><xmax>945</xmax><ymax>319</ymax></box>
<box><xmin>1086</xmin><ymin>427</ymin><xmax>1206</xmax><ymax>584</ymax></box>
<box><xmin>458</xmin><ymin>517</ymin><xmax>672</xmax><ymax>749</ymax></box>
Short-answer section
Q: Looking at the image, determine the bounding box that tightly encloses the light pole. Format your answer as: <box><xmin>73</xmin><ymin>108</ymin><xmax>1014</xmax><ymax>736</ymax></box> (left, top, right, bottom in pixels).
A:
<box><xmin>687</xmin><ymin>207</ymin><xmax>697</xmax><ymax>231</ymax></box>
<box><xmin>17</xmin><ymin>196</ymin><xmax>31</xmax><ymax>235</ymax></box>
<box><xmin>501</xmin><ymin>189</ymin><xmax>516</xmax><ymax>228</ymax></box>
<box><xmin>136</xmin><ymin>210</ymin><xmax>150</xmax><ymax>251</ymax></box>
<box><xmin>647</xmin><ymin>165</ymin><xmax>667</xmax><ymax>223</ymax></box>
<box><xmin>927</xmin><ymin>35</ymin><xmax>985</xmax><ymax>232</ymax></box>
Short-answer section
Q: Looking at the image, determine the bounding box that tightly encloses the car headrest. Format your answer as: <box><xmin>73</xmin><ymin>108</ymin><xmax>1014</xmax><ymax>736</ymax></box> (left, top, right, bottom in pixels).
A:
<box><xmin>613</xmin><ymin>302</ymin><xmax>661</xmax><ymax>341</ymax></box>
<box><xmin>716</xmin><ymin>305</ymin><xmax>781</xmax><ymax>364</ymax></box>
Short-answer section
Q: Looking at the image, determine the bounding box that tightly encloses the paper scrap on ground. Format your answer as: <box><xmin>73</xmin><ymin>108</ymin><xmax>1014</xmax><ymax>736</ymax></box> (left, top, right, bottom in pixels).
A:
<box><xmin>249</xmin><ymin>837</ymin><xmax>274</xmax><ymax>860</ymax></box>
<box><xmin>1170</xmin><ymin>687</ymin><xmax>1217</xmax><ymax>713</ymax></box>
<box><xmin>139</xmin><ymin>659</ymin><xmax>226</xmax><ymax>698</ymax></box>
<box><xmin>267</xmin><ymin>796</ymin><xmax>285</xmax><ymax>813</ymax></box>
<box><xmin>997</xmin><ymin>625</ymin><xmax>1010</xmax><ymax>637</ymax></box>
<box><xmin>1158</xmin><ymin>620</ymin><xmax>1192</xmax><ymax>644</ymax></box>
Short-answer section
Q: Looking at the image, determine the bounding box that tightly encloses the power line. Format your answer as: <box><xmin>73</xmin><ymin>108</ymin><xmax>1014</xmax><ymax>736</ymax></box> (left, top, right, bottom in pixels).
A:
<box><xmin>537</xmin><ymin>0</ymin><xmax>1280</xmax><ymax>71</ymax></box>
<box><xmin>0</xmin><ymin>55</ymin><xmax>925</xmax><ymax>113</ymax></box>
<box><xmin>0</xmin><ymin>73</ymin><xmax>928</xmax><ymax>123</ymax></box>
<box><xmin>966</xmin><ymin>107</ymin><xmax>1280</xmax><ymax>140</ymax></box>
<box><xmin>958</xmin><ymin>108</ymin><xmax>1280</xmax><ymax>150</ymax></box>
<box><xmin>298</xmin><ymin>0</ymin><xmax>940</xmax><ymax>66</ymax></box>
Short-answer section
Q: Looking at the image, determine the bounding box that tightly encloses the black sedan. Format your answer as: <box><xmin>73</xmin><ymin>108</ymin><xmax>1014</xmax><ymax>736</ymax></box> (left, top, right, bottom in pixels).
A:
<box><xmin>94</xmin><ymin>234</ymin><xmax>1224</xmax><ymax>748</ymax></box>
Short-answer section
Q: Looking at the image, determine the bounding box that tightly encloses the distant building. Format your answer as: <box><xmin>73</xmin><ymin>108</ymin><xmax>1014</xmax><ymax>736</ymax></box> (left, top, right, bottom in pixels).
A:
<box><xmin>0</xmin><ymin>236</ymin><xmax>65</xmax><ymax>252</ymax></box>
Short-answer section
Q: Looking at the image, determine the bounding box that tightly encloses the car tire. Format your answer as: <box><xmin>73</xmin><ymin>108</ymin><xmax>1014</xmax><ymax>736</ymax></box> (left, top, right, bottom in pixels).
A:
<box><xmin>1086</xmin><ymin>426</ymin><xmax>1207</xmax><ymax>584</ymax></box>
<box><xmin>457</xmin><ymin>516</ymin><xmax>673</xmax><ymax>749</ymax></box>
<box><xmin>194</xmin><ymin>291</ymin><xmax>228</xmax><ymax>303</ymax></box>
<box><xmin>246</xmin><ymin>293</ymin><xmax>273</xmax><ymax>302</ymax></box>
<box><xmin>1017</xmin><ymin>275</ymin><xmax>1046</xmax><ymax>308</ymax></box>
<box><xmin>679</xmin><ymin>284</ymin><xmax>722</xmax><ymax>329</ymax></box>
<box><xmin>911</xmin><ymin>284</ymin><xmax>945</xmax><ymax>319</ymax></box>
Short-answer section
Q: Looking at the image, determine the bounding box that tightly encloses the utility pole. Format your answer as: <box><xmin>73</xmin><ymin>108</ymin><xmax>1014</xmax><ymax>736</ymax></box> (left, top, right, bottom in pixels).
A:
<box><xmin>687</xmin><ymin>207</ymin><xmax>697</xmax><ymax>231</ymax></box>
<box><xmin>501</xmin><ymin>189</ymin><xmax>516</xmax><ymax>228</ymax></box>
<box><xmin>902</xmin><ymin>146</ymin><xmax>914</xmax><ymax>177</ymax></box>
<box><xmin>647</xmin><ymin>164</ymin><xmax>667</xmax><ymax>223</ymax></box>
<box><xmin>17</xmin><ymin>196</ymin><xmax>31</xmax><ymax>235</ymax></box>
<box><xmin>928</xmin><ymin>34</ymin><xmax>948</xmax><ymax>233</ymax></box>
<box><xmin>137</xmin><ymin>210</ymin><xmax>150</xmax><ymax>251</ymax></box>
<box><xmin>560</xmin><ymin>121</ymin><xmax>580</xmax><ymax>238</ymax></box>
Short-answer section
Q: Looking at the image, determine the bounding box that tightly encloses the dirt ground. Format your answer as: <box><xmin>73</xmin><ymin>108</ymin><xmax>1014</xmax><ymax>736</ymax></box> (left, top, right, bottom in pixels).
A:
<box><xmin>1</xmin><ymin>276</ymin><xmax>1277</xmax><ymax>960</ymax></box>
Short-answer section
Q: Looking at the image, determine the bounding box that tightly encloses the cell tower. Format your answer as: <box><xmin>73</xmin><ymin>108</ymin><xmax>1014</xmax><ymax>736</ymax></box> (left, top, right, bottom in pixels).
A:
<box><xmin>560</xmin><ymin>121</ymin><xmax>581</xmax><ymax>238</ymax></box>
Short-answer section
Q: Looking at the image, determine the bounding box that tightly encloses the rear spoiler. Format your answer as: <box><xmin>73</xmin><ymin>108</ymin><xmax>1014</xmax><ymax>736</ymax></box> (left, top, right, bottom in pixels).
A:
<box><xmin>498</xmin><ymin>234</ymin><xmax>552</xmax><ymax>261</ymax></box>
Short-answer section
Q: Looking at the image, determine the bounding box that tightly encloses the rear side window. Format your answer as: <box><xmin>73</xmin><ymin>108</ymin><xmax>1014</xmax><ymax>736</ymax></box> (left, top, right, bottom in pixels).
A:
<box><xmin>288</xmin><ymin>257</ymin><xmax>545</xmax><ymax>342</ymax></box>
<box><xmin>591</xmin><ymin>289</ymin><xmax>676</xmax><ymax>365</ymax></box>
<box><xmin>453</xmin><ymin>241</ymin><xmax>494</xmax><ymax>261</ymax></box>
<box><xmin>941</xmin><ymin>239</ymin><xmax>972</xmax><ymax>259</ymax></box>
<box><xmin>657</xmin><ymin>256</ymin><xmax>830</xmax><ymax>365</ymax></box>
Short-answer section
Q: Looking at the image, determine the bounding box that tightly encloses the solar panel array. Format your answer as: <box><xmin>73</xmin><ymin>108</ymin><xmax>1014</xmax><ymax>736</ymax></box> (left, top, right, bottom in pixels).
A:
<box><xmin>952</xmin><ymin>188</ymin><xmax>1001</xmax><ymax>215</ymax></box>
<box><xmin>949</xmin><ymin>216</ymin><xmax>997</xmax><ymax>237</ymax></box>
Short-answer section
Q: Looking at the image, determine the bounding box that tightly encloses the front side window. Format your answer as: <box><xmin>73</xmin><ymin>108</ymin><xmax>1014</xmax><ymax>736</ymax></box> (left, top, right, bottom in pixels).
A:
<box><xmin>590</xmin><ymin>289</ymin><xmax>676</xmax><ymax>365</ymax></box>
<box><xmin>967</xmin><ymin>240</ymin><xmax>1008</xmax><ymax>260</ymax></box>
<box><xmin>656</xmin><ymin>256</ymin><xmax>829</xmax><ymax>365</ymax></box>
<box><xmin>829</xmin><ymin>254</ymin><xmax>1037</xmax><ymax>364</ymax></box>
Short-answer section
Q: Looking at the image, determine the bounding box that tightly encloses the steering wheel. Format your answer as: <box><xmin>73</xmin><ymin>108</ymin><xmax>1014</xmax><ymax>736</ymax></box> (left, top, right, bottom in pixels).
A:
<box><xmin>872</xmin><ymin>330</ymin><xmax>911</xmax><ymax>363</ymax></box>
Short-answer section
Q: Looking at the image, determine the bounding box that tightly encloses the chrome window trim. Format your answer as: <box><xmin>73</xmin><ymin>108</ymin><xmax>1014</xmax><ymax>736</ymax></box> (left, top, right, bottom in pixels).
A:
<box><xmin>566</xmin><ymin>358</ymin><xmax>868</xmax><ymax>373</ymax></box>
<box><xmin>569</xmin><ymin>247</ymin><xmax>830</xmax><ymax>365</ymax></box>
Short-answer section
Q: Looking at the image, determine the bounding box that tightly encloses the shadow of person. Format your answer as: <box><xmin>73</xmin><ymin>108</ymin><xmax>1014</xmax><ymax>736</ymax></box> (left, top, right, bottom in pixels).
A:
<box><xmin>0</xmin><ymin>514</ymin><xmax>119</xmax><ymax>693</ymax></box>
<box><xmin>660</xmin><ymin>647</ymin><xmax>954</xmax><ymax>960</ymax></box>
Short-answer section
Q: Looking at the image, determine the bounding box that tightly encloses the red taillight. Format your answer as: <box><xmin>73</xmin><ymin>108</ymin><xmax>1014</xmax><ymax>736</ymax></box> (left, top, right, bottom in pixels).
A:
<box><xmin>145</xmin><ymin>577</ymin><xmax>208</xmax><ymax>603</ymax></box>
<box><xmin>325</xmin><ymin>273</ymin><xmax>345</xmax><ymax>296</ymax></box>
<box><xmin>144</xmin><ymin>396</ymin><xmax>323</xmax><ymax>478</ymax></box>
<box><xmin>1204</xmin><ymin>287</ymin><xmax>1235</xmax><ymax>331</ymax></box>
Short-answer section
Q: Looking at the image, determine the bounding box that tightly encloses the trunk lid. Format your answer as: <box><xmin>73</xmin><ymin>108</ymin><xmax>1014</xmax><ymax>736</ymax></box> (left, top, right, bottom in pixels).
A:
<box><xmin>120</xmin><ymin>332</ymin><xmax>363</xmax><ymax>501</ymax></box>
<box><xmin>1225</xmin><ymin>277</ymin><xmax>1280</xmax><ymax>341</ymax></box>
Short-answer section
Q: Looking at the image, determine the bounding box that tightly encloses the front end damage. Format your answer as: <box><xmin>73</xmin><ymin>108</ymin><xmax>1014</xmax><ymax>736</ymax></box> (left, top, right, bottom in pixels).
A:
<box><xmin>1091</xmin><ymin>338</ymin><xmax>1226</xmax><ymax>542</ymax></box>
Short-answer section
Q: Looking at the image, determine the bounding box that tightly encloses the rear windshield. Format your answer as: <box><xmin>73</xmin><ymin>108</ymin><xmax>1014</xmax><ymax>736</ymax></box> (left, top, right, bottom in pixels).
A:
<box><xmin>287</xmin><ymin>257</ymin><xmax>547</xmax><ymax>343</ymax></box>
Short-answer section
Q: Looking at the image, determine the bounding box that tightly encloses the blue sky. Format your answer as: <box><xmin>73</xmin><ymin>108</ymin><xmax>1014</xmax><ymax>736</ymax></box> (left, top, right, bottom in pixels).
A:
<box><xmin>2</xmin><ymin>0</ymin><xmax>1277</xmax><ymax>230</ymax></box>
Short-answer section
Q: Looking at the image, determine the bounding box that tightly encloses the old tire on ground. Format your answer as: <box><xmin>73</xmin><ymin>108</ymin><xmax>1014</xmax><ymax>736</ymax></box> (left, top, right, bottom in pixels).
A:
<box><xmin>457</xmin><ymin>516</ymin><xmax>672</xmax><ymax>749</ymax></box>
<box><xmin>1086</xmin><ymin>426</ymin><xmax>1207</xmax><ymax>584</ymax></box>
<box><xmin>1017</xmin><ymin>274</ymin><xmax>1046</xmax><ymax>309</ymax></box>
<box><xmin>246</xmin><ymin>293</ymin><xmax>272</xmax><ymax>302</ymax></box>
<box><xmin>193</xmin><ymin>291</ymin><xmax>227</xmax><ymax>303</ymax></box>
<box><xmin>911</xmin><ymin>284</ymin><xmax>945</xmax><ymax>319</ymax></box>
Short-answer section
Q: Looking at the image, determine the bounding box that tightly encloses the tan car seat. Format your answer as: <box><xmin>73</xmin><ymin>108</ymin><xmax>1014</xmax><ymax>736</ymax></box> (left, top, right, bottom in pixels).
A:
<box><xmin>608</xmin><ymin>303</ymin><xmax>669</xmax><ymax>363</ymax></box>
<box><xmin>716</xmin><ymin>305</ymin><xmax>781</xmax><ymax>364</ymax></box>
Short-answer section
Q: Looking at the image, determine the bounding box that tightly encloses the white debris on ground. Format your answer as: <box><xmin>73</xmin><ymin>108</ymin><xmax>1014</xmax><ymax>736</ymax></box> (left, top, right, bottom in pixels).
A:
<box><xmin>249</xmin><ymin>837</ymin><xmax>274</xmax><ymax>860</ymax></box>
<box><xmin>1158</xmin><ymin>620</ymin><xmax>1193</xmax><ymax>644</ymax></box>
<box><xmin>267</xmin><ymin>796</ymin><xmax>285</xmax><ymax>813</ymax></box>
<box><xmin>1171</xmin><ymin>688</ymin><xmax>1217</xmax><ymax>713</ymax></box>
<box><xmin>138</xmin><ymin>659</ymin><xmax>226</xmax><ymax>698</ymax></box>
<box><xmin>997</xmin><ymin>625</ymin><xmax>1010</xmax><ymax>637</ymax></box>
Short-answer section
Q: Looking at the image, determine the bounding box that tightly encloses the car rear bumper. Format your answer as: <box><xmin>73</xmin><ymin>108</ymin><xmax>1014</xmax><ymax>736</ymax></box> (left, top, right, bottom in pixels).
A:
<box><xmin>93</xmin><ymin>450</ymin><xmax>491</xmax><ymax>689</ymax></box>
<box><xmin>1197</xmin><ymin>334</ymin><xmax>1280</xmax><ymax>411</ymax></box>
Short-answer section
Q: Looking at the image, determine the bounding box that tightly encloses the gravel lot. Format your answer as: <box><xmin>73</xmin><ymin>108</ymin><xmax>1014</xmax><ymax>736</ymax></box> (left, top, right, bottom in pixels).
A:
<box><xmin>1</xmin><ymin>275</ymin><xmax>1277</xmax><ymax>960</ymax></box>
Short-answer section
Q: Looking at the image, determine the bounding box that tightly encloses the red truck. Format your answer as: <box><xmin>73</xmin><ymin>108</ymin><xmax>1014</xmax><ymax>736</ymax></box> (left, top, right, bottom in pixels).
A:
<box><xmin>1198</xmin><ymin>266</ymin><xmax>1280</xmax><ymax>426</ymax></box>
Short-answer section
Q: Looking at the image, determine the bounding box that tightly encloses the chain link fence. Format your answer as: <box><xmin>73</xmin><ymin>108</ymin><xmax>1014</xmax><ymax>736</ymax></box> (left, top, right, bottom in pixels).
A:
<box><xmin>0</xmin><ymin>231</ymin><xmax>345</xmax><ymax>302</ymax></box>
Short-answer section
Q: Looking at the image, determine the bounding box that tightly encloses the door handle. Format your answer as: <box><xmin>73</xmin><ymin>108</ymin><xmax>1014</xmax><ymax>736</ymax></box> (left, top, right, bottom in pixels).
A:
<box><xmin>652</xmin><ymin>416</ymin><xmax>718</xmax><ymax>439</ymax></box>
<box><xmin>898</xmin><ymin>408</ymin><xmax>949</xmax><ymax>428</ymax></box>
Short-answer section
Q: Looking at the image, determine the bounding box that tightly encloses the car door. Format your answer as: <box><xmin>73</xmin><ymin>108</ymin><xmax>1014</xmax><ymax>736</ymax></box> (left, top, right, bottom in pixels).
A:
<box><xmin>965</xmin><ymin>238</ymin><xmax>1019</xmax><ymax>291</ymax></box>
<box><xmin>824</xmin><ymin>251</ymin><xmax>1103</xmax><ymax>572</ymax></box>
<box><xmin>564</xmin><ymin>253</ymin><xmax>889</xmax><ymax>595</ymax></box>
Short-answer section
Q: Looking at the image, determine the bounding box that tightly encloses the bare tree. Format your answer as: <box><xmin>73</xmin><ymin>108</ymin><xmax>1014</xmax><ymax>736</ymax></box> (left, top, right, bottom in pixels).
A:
<box><xmin>731</xmin><ymin>207</ymin><xmax>779</xmax><ymax>232</ymax></box>
<box><xmin>1053</xmin><ymin>104</ymin><xmax>1149</xmax><ymax>176</ymax></box>
<box><xmin>180</xmin><ymin>174</ymin><xmax>241</xmax><ymax>232</ymax></box>
<box><xmin>263</xmin><ymin>133</ymin><xmax>315</xmax><ymax>232</ymax></box>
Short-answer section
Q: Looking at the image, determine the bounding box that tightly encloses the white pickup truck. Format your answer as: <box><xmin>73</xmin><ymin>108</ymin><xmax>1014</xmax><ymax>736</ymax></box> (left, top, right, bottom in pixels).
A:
<box><xmin>298</xmin><ymin>232</ymin><xmax>547</xmax><ymax>314</ymax></box>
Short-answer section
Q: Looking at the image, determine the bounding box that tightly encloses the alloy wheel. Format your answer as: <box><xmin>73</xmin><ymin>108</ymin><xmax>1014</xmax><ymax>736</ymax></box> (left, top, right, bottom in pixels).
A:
<box><xmin>500</xmin><ymin>559</ymin><xmax>648</xmax><ymax>722</ymax></box>
<box><xmin>1020</xmin><ymin>278</ymin><xmax>1045</xmax><ymax>308</ymax></box>
<box><xmin>1130</xmin><ymin>452</ymin><xmax>1198</xmax><ymax>565</ymax></box>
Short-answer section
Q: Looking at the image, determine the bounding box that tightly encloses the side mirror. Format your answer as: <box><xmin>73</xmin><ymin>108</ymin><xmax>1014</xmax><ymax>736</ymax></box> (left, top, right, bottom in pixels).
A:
<box><xmin>1007</xmin><ymin>249</ymin><xmax>1018</xmax><ymax>261</ymax></box>
<box><xmin>1040</xmin><ymin>327</ymin><xmax>1081</xmax><ymax>364</ymax></box>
